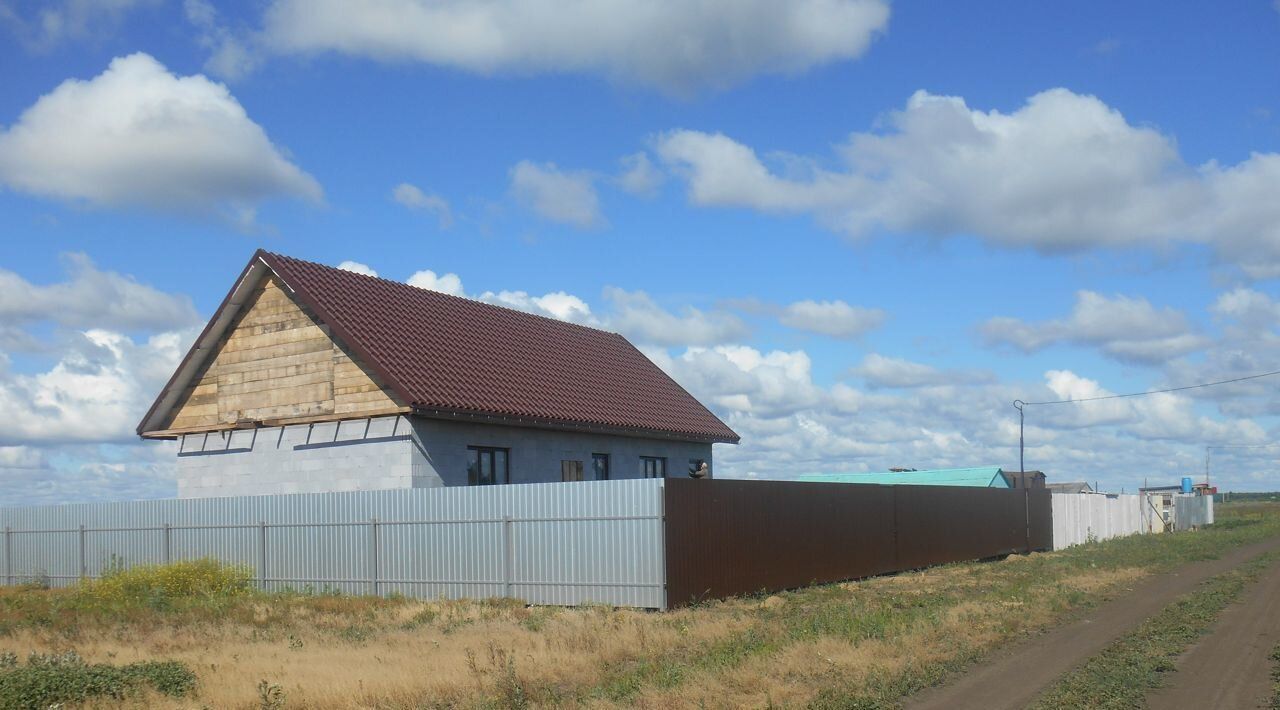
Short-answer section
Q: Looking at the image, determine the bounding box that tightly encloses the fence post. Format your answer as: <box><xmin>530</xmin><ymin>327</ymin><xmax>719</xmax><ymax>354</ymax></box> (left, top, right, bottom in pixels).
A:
<box><xmin>1024</xmin><ymin>488</ymin><xmax>1032</xmax><ymax>553</ymax></box>
<box><xmin>659</xmin><ymin>483</ymin><xmax>668</xmax><ymax>611</ymax></box>
<box><xmin>4</xmin><ymin>526</ymin><xmax>10</xmax><ymax>586</ymax></box>
<box><xmin>163</xmin><ymin>523</ymin><xmax>172</xmax><ymax>564</ymax></box>
<box><xmin>369</xmin><ymin>518</ymin><xmax>379</xmax><ymax>597</ymax></box>
<box><xmin>258</xmin><ymin>521</ymin><xmax>267</xmax><ymax>590</ymax></box>
<box><xmin>503</xmin><ymin>516</ymin><xmax>513</xmax><ymax>599</ymax></box>
<box><xmin>78</xmin><ymin>524</ymin><xmax>87</xmax><ymax>579</ymax></box>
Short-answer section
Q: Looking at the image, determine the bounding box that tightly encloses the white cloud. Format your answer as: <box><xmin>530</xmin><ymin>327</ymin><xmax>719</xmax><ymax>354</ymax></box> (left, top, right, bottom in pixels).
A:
<box><xmin>400</xmin><ymin>269</ymin><xmax>741</xmax><ymax>344</ymax></box>
<box><xmin>0</xmin><ymin>442</ymin><xmax>177</xmax><ymax>507</ymax></box>
<box><xmin>403</xmin><ymin>267</ymin><xmax>590</xmax><ymax>320</ymax></box>
<box><xmin>1159</xmin><ymin>288</ymin><xmax>1280</xmax><ymax>415</ymax></box>
<box><xmin>605</xmin><ymin>288</ymin><xmax>749</xmax><ymax>346</ymax></box>
<box><xmin>615</xmin><ymin>152</ymin><xmax>664</xmax><ymax>196</ymax></box>
<box><xmin>1033</xmin><ymin>370</ymin><xmax>1264</xmax><ymax>443</ymax></box>
<box><xmin>779</xmin><ymin>299</ymin><xmax>885</xmax><ymax>339</ymax></box>
<box><xmin>647</xmin><ymin>340</ymin><xmax>1265</xmax><ymax>490</ymax></box>
<box><xmin>980</xmin><ymin>291</ymin><xmax>1208</xmax><ymax>365</ymax></box>
<box><xmin>649</xmin><ymin>343</ymin><xmax>1017</xmax><ymax>478</ymax></box>
<box><xmin>0</xmin><ymin>0</ymin><xmax>156</xmax><ymax>49</ymax></box>
<box><xmin>184</xmin><ymin>0</ymin><xmax>259</xmax><ymax>80</ymax></box>
<box><xmin>392</xmin><ymin>182</ymin><xmax>453</xmax><ymax>228</ymax></box>
<box><xmin>407</xmin><ymin>269</ymin><xmax>465</xmax><ymax>296</ymax></box>
<box><xmin>509</xmin><ymin>160</ymin><xmax>603</xmax><ymax>229</ymax></box>
<box><xmin>1211</xmin><ymin>287</ymin><xmax>1280</xmax><ymax>328</ymax></box>
<box><xmin>0</xmin><ymin>446</ymin><xmax>44</xmax><ymax>469</ymax></box>
<box><xmin>655</xmin><ymin>88</ymin><xmax>1280</xmax><ymax>276</ymax></box>
<box><xmin>0</xmin><ymin>53</ymin><xmax>322</xmax><ymax>221</ymax></box>
<box><xmin>1087</xmin><ymin>38</ymin><xmax>1121</xmax><ymax>56</ymax></box>
<box><xmin>480</xmin><ymin>290</ymin><xmax>594</xmax><ymax>323</ymax></box>
<box><xmin>0</xmin><ymin>253</ymin><xmax>199</xmax><ymax>332</ymax></box>
<box><xmin>652</xmin><ymin>345</ymin><xmax>825</xmax><ymax>419</ymax></box>
<box><xmin>0</xmin><ymin>255</ymin><xmax>194</xmax><ymax>505</ymax></box>
<box><xmin>337</xmin><ymin>260</ymin><xmax>378</xmax><ymax>277</ymax></box>
<box><xmin>0</xmin><ymin>329</ymin><xmax>190</xmax><ymax>446</ymax></box>
<box><xmin>257</xmin><ymin>0</ymin><xmax>889</xmax><ymax>94</ymax></box>
<box><xmin>853</xmin><ymin>354</ymin><xmax>994</xmax><ymax>389</ymax></box>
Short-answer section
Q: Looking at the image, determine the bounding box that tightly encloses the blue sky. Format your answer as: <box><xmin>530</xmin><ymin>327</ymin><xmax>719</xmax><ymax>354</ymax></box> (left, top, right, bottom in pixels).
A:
<box><xmin>2</xmin><ymin>0</ymin><xmax>1280</xmax><ymax>504</ymax></box>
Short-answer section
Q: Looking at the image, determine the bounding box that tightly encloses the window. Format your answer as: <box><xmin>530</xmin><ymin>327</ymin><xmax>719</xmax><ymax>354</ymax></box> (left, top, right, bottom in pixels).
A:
<box><xmin>561</xmin><ymin>460</ymin><xmax>584</xmax><ymax>482</ymax></box>
<box><xmin>689</xmin><ymin>458</ymin><xmax>708</xmax><ymax>478</ymax></box>
<box><xmin>640</xmin><ymin>456</ymin><xmax>666</xmax><ymax>479</ymax></box>
<box><xmin>591</xmin><ymin>453</ymin><xmax>610</xmax><ymax>481</ymax></box>
<box><xmin>467</xmin><ymin>446</ymin><xmax>509</xmax><ymax>485</ymax></box>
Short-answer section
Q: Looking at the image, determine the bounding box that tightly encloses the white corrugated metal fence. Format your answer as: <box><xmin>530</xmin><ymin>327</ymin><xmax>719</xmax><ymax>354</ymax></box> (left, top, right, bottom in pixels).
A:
<box><xmin>1051</xmin><ymin>493</ymin><xmax>1145</xmax><ymax>549</ymax></box>
<box><xmin>1173</xmin><ymin>494</ymin><xmax>1214</xmax><ymax>530</ymax></box>
<box><xmin>0</xmin><ymin>479</ymin><xmax>666</xmax><ymax>609</ymax></box>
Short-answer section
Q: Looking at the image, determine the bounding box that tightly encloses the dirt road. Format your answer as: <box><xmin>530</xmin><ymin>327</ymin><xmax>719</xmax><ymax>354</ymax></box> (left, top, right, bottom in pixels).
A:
<box><xmin>905</xmin><ymin>535</ymin><xmax>1280</xmax><ymax>710</ymax></box>
<box><xmin>1145</xmin><ymin>552</ymin><xmax>1280</xmax><ymax>709</ymax></box>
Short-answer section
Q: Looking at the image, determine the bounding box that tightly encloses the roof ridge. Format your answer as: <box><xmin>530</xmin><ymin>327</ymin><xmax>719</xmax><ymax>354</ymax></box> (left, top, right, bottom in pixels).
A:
<box><xmin>262</xmin><ymin>250</ymin><xmax>628</xmax><ymax>340</ymax></box>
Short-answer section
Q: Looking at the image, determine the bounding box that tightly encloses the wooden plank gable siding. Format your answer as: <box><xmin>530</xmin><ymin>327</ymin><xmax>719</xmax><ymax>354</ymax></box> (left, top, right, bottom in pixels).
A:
<box><xmin>162</xmin><ymin>275</ymin><xmax>406</xmax><ymax>431</ymax></box>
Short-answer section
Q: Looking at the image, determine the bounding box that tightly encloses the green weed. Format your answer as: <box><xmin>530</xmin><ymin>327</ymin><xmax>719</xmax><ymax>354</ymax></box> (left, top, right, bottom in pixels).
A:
<box><xmin>0</xmin><ymin>650</ymin><xmax>196</xmax><ymax>709</ymax></box>
<box><xmin>74</xmin><ymin>557</ymin><xmax>253</xmax><ymax>610</ymax></box>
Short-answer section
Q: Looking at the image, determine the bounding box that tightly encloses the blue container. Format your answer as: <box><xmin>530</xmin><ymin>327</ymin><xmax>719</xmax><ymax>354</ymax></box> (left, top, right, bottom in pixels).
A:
<box><xmin>1181</xmin><ymin>477</ymin><xmax>1193</xmax><ymax>493</ymax></box>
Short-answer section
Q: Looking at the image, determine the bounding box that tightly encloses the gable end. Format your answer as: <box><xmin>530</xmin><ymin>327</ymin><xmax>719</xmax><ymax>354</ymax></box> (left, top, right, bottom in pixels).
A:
<box><xmin>144</xmin><ymin>272</ymin><xmax>406</xmax><ymax>436</ymax></box>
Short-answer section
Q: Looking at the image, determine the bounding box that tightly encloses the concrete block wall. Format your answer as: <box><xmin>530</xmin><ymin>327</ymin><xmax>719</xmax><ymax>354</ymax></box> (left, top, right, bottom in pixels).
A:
<box><xmin>176</xmin><ymin>414</ymin><xmax>716</xmax><ymax>498</ymax></box>
<box><xmin>177</xmin><ymin>416</ymin><xmax>441</xmax><ymax>498</ymax></box>
<box><xmin>409</xmin><ymin>417</ymin><xmax>714</xmax><ymax>486</ymax></box>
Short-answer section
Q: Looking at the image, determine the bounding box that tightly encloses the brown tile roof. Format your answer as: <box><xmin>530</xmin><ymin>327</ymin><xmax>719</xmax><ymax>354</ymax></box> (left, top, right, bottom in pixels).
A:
<box><xmin>144</xmin><ymin>250</ymin><xmax>738</xmax><ymax>443</ymax></box>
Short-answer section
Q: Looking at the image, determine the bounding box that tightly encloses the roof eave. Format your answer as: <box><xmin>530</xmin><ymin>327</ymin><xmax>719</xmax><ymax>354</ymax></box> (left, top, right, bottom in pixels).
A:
<box><xmin>609</xmin><ymin>334</ymin><xmax>740</xmax><ymax>444</ymax></box>
<box><xmin>409</xmin><ymin>406</ymin><xmax>739</xmax><ymax>444</ymax></box>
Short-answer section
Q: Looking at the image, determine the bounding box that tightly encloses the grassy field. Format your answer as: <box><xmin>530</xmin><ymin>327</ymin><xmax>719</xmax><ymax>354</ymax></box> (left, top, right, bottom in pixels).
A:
<box><xmin>1</xmin><ymin>503</ymin><xmax>1277</xmax><ymax>709</ymax></box>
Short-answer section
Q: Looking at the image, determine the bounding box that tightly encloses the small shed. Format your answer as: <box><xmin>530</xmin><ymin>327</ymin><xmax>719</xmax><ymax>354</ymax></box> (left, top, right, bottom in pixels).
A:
<box><xmin>1001</xmin><ymin>470</ymin><xmax>1046</xmax><ymax>489</ymax></box>
<box><xmin>795</xmin><ymin>466</ymin><xmax>1011</xmax><ymax>488</ymax></box>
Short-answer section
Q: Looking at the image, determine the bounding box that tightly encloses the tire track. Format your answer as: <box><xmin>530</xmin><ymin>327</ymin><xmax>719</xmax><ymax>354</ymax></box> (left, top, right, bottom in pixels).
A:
<box><xmin>905</xmin><ymin>535</ymin><xmax>1280</xmax><ymax>710</ymax></box>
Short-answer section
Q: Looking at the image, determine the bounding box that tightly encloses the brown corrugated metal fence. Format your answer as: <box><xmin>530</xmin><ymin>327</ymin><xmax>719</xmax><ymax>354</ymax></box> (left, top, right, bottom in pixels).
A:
<box><xmin>663</xmin><ymin>479</ymin><xmax>1052</xmax><ymax>607</ymax></box>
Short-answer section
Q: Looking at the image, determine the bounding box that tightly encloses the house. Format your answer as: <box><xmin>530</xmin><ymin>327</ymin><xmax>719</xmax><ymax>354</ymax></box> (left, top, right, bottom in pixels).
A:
<box><xmin>1000</xmin><ymin>470</ymin><xmax>1046</xmax><ymax>489</ymax></box>
<box><xmin>1046</xmin><ymin>482</ymin><xmax>1094</xmax><ymax>494</ymax></box>
<box><xmin>137</xmin><ymin>250</ymin><xmax>739</xmax><ymax>498</ymax></box>
<box><xmin>794</xmin><ymin>466</ymin><xmax>1011</xmax><ymax>488</ymax></box>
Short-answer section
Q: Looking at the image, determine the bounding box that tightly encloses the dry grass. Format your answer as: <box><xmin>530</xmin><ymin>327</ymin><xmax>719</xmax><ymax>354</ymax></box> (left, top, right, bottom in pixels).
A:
<box><xmin>2</xmin><ymin>503</ymin><xmax>1278</xmax><ymax>709</ymax></box>
<box><xmin>0</xmin><ymin>563</ymin><xmax>1160</xmax><ymax>708</ymax></box>
<box><xmin>1</xmin><ymin>594</ymin><xmax>754</xmax><ymax>708</ymax></box>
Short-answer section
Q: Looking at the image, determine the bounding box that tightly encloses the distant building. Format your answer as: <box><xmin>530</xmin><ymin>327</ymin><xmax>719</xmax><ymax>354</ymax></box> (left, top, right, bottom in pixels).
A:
<box><xmin>1001</xmin><ymin>470</ymin><xmax>1046</xmax><ymax>489</ymax></box>
<box><xmin>1046</xmin><ymin>482</ymin><xmax>1094</xmax><ymax>494</ymax></box>
<box><xmin>795</xmin><ymin>466</ymin><xmax>1011</xmax><ymax>488</ymax></box>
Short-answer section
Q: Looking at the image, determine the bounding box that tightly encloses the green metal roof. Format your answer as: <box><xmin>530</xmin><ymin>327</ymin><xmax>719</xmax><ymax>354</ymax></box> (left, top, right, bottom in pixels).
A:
<box><xmin>794</xmin><ymin>466</ymin><xmax>1009</xmax><ymax>488</ymax></box>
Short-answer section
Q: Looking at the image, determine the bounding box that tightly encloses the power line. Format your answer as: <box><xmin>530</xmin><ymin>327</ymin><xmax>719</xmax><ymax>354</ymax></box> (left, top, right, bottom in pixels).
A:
<box><xmin>1016</xmin><ymin>368</ymin><xmax>1280</xmax><ymax>406</ymax></box>
<box><xmin>1011</xmin><ymin>368</ymin><xmax>1280</xmax><ymax>475</ymax></box>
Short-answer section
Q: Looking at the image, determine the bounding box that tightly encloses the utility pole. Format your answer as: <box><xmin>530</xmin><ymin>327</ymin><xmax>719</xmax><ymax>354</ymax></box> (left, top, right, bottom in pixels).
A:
<box><xmin>1013</xmin><ymin>400</ymin><xmax>1025</xmax><ymax>473</ymax></box>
